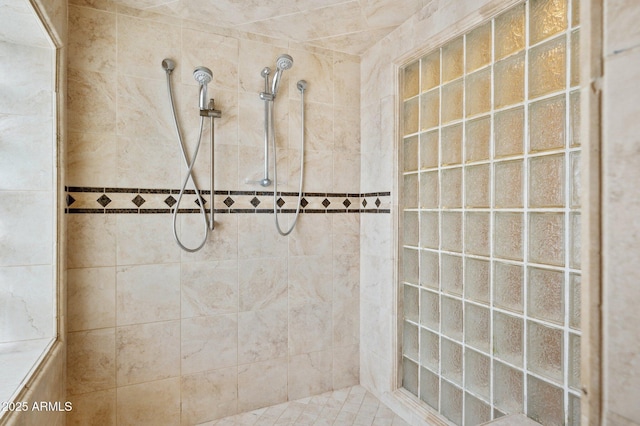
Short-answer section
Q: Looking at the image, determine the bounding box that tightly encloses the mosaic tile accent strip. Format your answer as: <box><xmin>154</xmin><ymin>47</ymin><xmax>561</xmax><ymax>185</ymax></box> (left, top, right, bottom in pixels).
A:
<box><xmin>65</xmin><ymin>187</ymin><xmax>391</xmax><ymax>214</ymax></box>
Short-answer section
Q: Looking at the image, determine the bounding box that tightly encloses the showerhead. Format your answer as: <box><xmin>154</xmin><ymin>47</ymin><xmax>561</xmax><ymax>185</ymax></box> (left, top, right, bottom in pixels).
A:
<box><xmin>162</xmin><ymin>58</ymin><xmax>175</xmax><ymax>73</ymax></box>
<box><xmin>193</xmin><ymin>66</ymin><xmax>213</xmax><ymax>110</ymax></box>
<box><xmin>271</xmin><ymin>54</ymin><xmax>294</xmax><ymax>97</ymax></box>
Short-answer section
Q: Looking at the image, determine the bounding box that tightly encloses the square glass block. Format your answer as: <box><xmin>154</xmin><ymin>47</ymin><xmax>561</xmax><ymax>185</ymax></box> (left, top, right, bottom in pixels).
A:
<box><xmin>420</xmin><ymin>328</ymin><xmax>440</xmax><ymax>371</ymax></box>
<box><xmin>420</xmin><ymin>211</ymin><xmax>439</xmax><ymax>249</ymax></box>
<box><xmin>465</xmin><ymin>349</ymin><xmax>491</xmax><ymax>401</ymax></box>
<box><xmin>569</xmin><ymin>392</ymin><xmax>581</xmax><ymax>426</ymax></box>
<box><xmin>403</xmin><ymin>97</ymin><xmax>419</xmax><ymax>135</ymax></box>
<box><xmin>420</xmin><ymin>171</ymin><xmax>439</xmax><ymax>209</ymax></box>
<box><xmin>493</xmin><ymin>311</ymin><xmax>523</xmax><ymax>367</ymax></box>
<box><xmin>569</xmin><ymin>273</ymin><xmax>581</xmax><ymax>330</ymax></box>
<box><xmin>494</xmin><ymin>160</ymin><xmax>524</xmax><ymax>209</ymax></box>
<box><xmin>420</xmin><ymin>250</ymin><xmax>440</xmax><ymax>290</ymax></box>
<box><xmin>465</xmin><ymin>304</ymin><xmax>490</xmax><ymax>353</ymax></box>
<box><xmin>465</xmin><ymin>164</ymin><xmax>491</xmax><ymax>208</ymax></box>
<box><xmin>441</xmin><ymin>254</ymin><xmax>463</xmax><ymax>296</ymax></box>
<box><xmin>466</xmin><ymin>22</ymin><xmax>492</xmax><ymax>73</ymax></box>
<box><xmin>465</xmin><ymin>68</ymin><xmax>491</xmax><ymax>117</ymax></box>
<box><xmin>403</xmin><ymin>320</ymin><xmax>419</xmax><ymax>361</ymax></box>
<box><xmin>527</xmin><ymin>321</ymin><xmax>564</xmax><ymax>383</ymax></box>
<box><xmin>494</xmin><ymin>212</ymin><xmax>524</xmax><ymax>261</ymax></box>
<box><xmin>465</xmin><ymin>116</ymin><xmax>491</xmax><ymax>163</ymax></box>
<box><xmin>403</xmin><ymin>60</ymin><xmax>420</xmax><ymax>100</ymax></box>
<box><xmin>529</xmin><ymin>94</ymin><xmax>566</xmax><ymax>152</ymax></box>
<box><xmin>570</xmin><ymin>212</ymin><xmax>581</xmax><ymax>269</ymax></box>
<box><xmin>441</xmin><ymin>124</ymin><xmax>463</xmax><ymax>166</ymax></box>
<box><xmin>403</xmin><ymin>247</ymin><xmax>419</xmax><ymax>284</ymax></box>
<box><xmin>402</xmin><ymin>356</ymin><xmax>419</xmax><ymax>397</ymax></box>
<box><xmin>571</xmin><ymin>0</ymin><xmax>580</xmax><ymax>27</ymax></box>
<box><xmin>420</xmin><ymin>289</ymin><xmax>440</xmax><ymax>331</ymax></box>
<box><xmin>529</xmin><ymin>212</ymin><xmax>565</xmax><ymax>266</ymax></box>
<box><xmin>403</xmin><ymin>210</ymin><xmax>419</xmax><ymax>247</ymax></box>
<box><xmin>527</xmin><ymin>375</ymin><xmax>564</xmax><ymax>425</ymax></box>
<box><xmin>571</xmin><ymin>29</ymin><xmax>580</xmax><ymax>87</ymax></box>
<box><xmin>421</xmin><ymin>50</ymin><xmax>441</xmax><ymax>93</ymax></box>
<box><xmin>420</xmin><ymin>130</ymin><xmax>439</xmax><ymax>170</ymax></box>
<box><xmin>529</xmin><ymin>36</ymin><xmax>567</xmax><ymax>99</ymax></box>
<box><xmin>495</xmin><ymin>3</ymin><xmax>526</xmax><ymax>60</ymax></box>
<box><xmin>494</xmin><ymin>106</ymin><xmax>524</xmax><ymax>158</ymax></box>
<box><xmin>420</xmin><ymin>366</ymin><xmax>440</xmax><ymax>410</ymax></box>
<box><xmin>494</xmin><ymin>261</ymin><xmax>524</xmax><ymax>313</ymax></box>
<box><xmin>441</xmin><ymin>211</ymin><xmax>462</xmax><ymax>253</ymax></box>
<box><xmin>403</xmin><ymin>283</ymin><xmax>419</xmax><ymax>323</ymax></box>
<box><xmin>441</xmin><ymin>338</ymin><xmax>463</xmax><ymax>385</ymax></box>
<box><xmin>403</xmin><ymin>136</ymin><xmax>419</xmax><ymax>172</ymax></box>
<box><xmin>493</xmin><ymin>360</ymin><xmax>524</xmax><ymax>414</ymax></box>
<box><xmin>442</xmin><ymin>296</ymin><xmax>463</xmax><ymax>342</ymax></box>
<box><xmin>442</xmin><ymin>36</ymin><xmax>464</xmax><ymax>83</ymax></box>
<box><xmin>420</xmin><ymin>89</ymin><xmax>440</xmax><ymax>131</ymax></box>
<box><xmin>403</xmin><ymin>173</ymin><xmax>418</xmax><ymax>208</ymax></box>
<box><xmin>529</xmin><ymin>153</ymin><xmax>566</xmax><ymax>208</ymax></box>
<box><xmin>441</xmin><ymin>380</ymin><xmax>463</xmax><ymax>425</ymax></box>
<box><xmin>528</xmin><ymin>266</ymin><xmax>565</xmax><ymax>325</ymax></box>
<box><xmin>442</xmin><ymin>79</ymin><xmax>464</xmax><ymax>124</ymax></box>
<box><xmin>569</xmin><ymin>333</ymin><xmax>581</xmax><ymax>391</ymax></box>
<box><xmin>570</xmin><ymin>150</ymin><xmax>581</xmax><ymax>208</ymax></box>
<box><xmin>465</xmin><ymin>393</ymin><xmax>492</xmax><ymax>425</ymax></box>
<box><xmin>494</xmin><ymin>52</ymin><xmax>525</xmax><ymax>109</ymax></box>
<box><xmin>530</xmin><ymin>0</ymin><xmax>568</xmax><ymax>45</ymax></box>
<box><xmin>465</xmin><ymin>212</ymin><xmax>491</xmax><ymax>257</ymax></box>
<box><xmin>441</xmin><ymin>167</ymin><xmax>462</xmax><ymax>208</ymax></box>
<box><xmin>465</xmin><ymin>257</ymin><xmax>490</xmax><ymax>305</ymax></box>
<box><xmin>570</xmin><ymin>90</ymin><xmax>581</xmax><ymax>147</ymax></box>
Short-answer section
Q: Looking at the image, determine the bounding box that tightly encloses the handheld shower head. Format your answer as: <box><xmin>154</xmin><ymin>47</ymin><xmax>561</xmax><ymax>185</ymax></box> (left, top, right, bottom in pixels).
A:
<box><xmin>193</xmin><ymin>66</ymin><xmax>213</xmax><ymax>110</ymax></box>
<box><xmin>271</xmin><ymin>54</ymin><xmax>294</xmax><ymax>96</ymax></box>
<box><xmin>162</xmin><ymin>58</ymin><xmax>176</xmax><ymax>73</ymax></box>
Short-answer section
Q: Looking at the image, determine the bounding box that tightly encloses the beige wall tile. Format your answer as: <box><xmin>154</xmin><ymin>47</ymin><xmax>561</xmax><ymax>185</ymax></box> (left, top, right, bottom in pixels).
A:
<box><xmin>67</xmin><ymin>267</ymin><xmax>116</xmax><ymax>332</ymax></box>
<box><xmin>181</xmin><ymin>368</ymin><xmax>238</xmax><ymax>425</ymax></box>
<box><xmin>67</xmin><ymin>389</ymin><xmax>116</xmax><ymax>426</ymax></box>
<box><xmin>238</xmin><ymin>307</ymin><xmax>288</xmax><ymax>364</ymax></box>
<box><xmin>115</xmin><ymin>214</ymin><xmax>181</xmax><ymax>265</ymax></box>
<box><xmin>67</xmin><ymin>328</ymin><xmax>116</xmax><ymax>395</ymax></box>
<box><xmin>181</xmin><ymin>260</ymin><xmax>238</xmax><ymax>317</ymax></box>
<box><xmin>68</xmin><ymin>5</ymin><xmax>116</xmax><ymax>73</ymax></box>
<box><xmin>238</xmin><ymin>257</ymin><xmax>287</xmax><ymax>312</ymax></box>
<box><xmin>116</xmin><ymin>378</ymin><xmax>180</xmax><ymax>426</ymax></box>
<box><xmin>288</xmin><ymin>350</ymin><xmax>333</xmax><ymax>400</ymax></box>
<box><xmin>238</xmin><ymin>358</ymin><xmax>288</xmax><ymax>412</ymax></box>
<box><xmin>67</xmin><ymin>214</ymin><xmax>117</xmax><ymax>269</ymax></box>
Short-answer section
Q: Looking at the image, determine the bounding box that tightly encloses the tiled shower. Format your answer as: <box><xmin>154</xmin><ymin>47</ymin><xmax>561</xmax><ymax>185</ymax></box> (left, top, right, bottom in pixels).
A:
<box><xmin>399</xmin><ymin>0</ymin><xmax>581</xmax><ymax>424</ymax></box>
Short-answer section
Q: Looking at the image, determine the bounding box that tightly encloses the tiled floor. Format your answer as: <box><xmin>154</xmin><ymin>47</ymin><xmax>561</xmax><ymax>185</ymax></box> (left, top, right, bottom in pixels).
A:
<box><xmin>202</xmin><ymin>385</ymin><xmax>411</xmax><ymax>426</ymax></box>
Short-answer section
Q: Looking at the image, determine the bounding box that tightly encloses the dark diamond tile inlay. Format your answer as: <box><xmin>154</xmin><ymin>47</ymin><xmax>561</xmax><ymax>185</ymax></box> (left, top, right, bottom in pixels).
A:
<box><xmin>224</xmin><ymin>196</ymin><xmax>235</xmax><ymax>207</ymax></box>
<box><xmin>322</xmin><ymin>198</ymin><xmax>330</xmax><ymax>208</ymax></box>
<box><xmin>300</xmin><ymin>198</ymin><xmax>308</xmax><ymax>208</ymax></box>
<box><xmin>375</xmin><ymin>198</ymin><xmax>381</xmax><ymax>207</ymax></box>
<box><xmin>132</xmin><ymin>195</ymin><xmax>146</xmax><ymax>207</ymax></box>
<box><xmin>362</xmin><ymin>199</ymin><xmax>368</xmax><ymax>208</ymax></box>
<box><xmin>277</xmin><ymin>198</ymin><xmax>285</xmax><ymax>208</ymax></box>
<box><xmin>195</xmin><ymin>196</ymin><xmax>207</xmax><ymax>207</ymax></box>
<box><xmin>97</xmin><ymin>194</ymin><xmax>112</xmax><ymax>207</ymax></box>
<box><xmin>250</xmin><ymin>196</ymin><xmax>260</xmax><ymax>207</ymax></box>
<box><xmin>164</xmin><ymin>196</ymin><xmax>177</xmax><ymax>207</ymax></box>
<box><xmin>66</xmin><ymin>195</ymin><xmax>76</xmax><ymax>207</ymax></box>
<box><xmin>343</xmin><ymin>198</ymin><xmax>351</xmax><ymax>208</ymax></box>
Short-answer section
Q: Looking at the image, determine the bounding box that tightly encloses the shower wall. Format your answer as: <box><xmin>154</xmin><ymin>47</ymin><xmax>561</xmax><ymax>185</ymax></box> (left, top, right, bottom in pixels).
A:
<box><xmin>64</xmin><ymin>0</ymin><xmax>361</xmax><ymax>424</ymax></box>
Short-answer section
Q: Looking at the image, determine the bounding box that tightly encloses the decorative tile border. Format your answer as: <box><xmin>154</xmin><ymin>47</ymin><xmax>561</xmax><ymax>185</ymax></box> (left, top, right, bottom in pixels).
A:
<box><xmin>65</xmin><ymin>187</ymin><xmax>391</xmax><ymax>214</ymax></box>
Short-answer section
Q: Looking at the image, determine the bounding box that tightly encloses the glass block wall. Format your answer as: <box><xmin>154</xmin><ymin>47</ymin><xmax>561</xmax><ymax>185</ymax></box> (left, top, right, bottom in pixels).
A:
<box><xmin>399</xmin><ymin>0</ymin><xmax>581</xmax><ymax>424</ymax></box>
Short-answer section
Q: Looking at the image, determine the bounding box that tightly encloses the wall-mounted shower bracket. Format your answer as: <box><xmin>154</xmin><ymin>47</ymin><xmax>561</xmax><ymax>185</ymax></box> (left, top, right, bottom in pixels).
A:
<box><xmin>200</xmin><ymin>98</ymin><xmax>222</xmax><ymax>118</ymax></box>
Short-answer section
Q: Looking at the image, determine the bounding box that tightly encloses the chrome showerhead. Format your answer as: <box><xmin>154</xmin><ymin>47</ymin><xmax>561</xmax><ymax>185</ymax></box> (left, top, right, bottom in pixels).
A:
<box><xmin>162</xmin><ymin>58</ymin><xmax>175</xmax><ymax>73</ymax></box>
<box><xmin>193</xmin><ymin>66</ymin><xmax>213</xmax><ymax>110</ymax></box>
<box><xmin>271</xmin><ymin>54</ymin><xmax>294</xmax><ymax>96</ymax></box>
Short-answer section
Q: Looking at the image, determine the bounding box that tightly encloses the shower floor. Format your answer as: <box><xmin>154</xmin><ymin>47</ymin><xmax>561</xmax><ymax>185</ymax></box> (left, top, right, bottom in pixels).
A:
<box><xmin>201</xmin><ymin>385</ymin><xmax>411</xmax><ymax>426</ymax></box>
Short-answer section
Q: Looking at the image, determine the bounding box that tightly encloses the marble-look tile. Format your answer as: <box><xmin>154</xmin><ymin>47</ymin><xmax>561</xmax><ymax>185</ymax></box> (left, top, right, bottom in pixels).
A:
<box><xmin>67</xmin><ymin>388</ymin><xmax>116</xmax><ymax>426</ymax></box>
<box><xmin>288</xmin><ymin>215</ymin><xmax>332</xmax><ymax>256</ymax></box>
<box><xmin>605</xmin><ymin>0</ymin><xmax>640</xmax><ymax>56</ymax></box>
<box><xmin>179</xmin><ymin>214</ymin><xmax>239</xmax><ymax>262</ymax></box>
<box><xmin>116</xmin><ymin>263</ymin><xmax>180</xmax><ymax>326</ymax></box>
<box><xmin>181</xmin><ymin>314</ymin><xmax>238</xmax><ymax>375</ymax></box>
<box><xmin>181</xmin><ymin>260</ymin><xmax>238</xmax><ymax>317</ymax></box>
<box><xmin>289</xmin><ymin>301</ymin><xmax>333</xmax><ymax>356</ymax></box>
<box><xmin>289</xmin><ymin>99</ymin><xmax>333</xmax><ymax>152</ymax></box>
<box><xmin>237</xmin><ymin>39</ymin><xmax>282</xmax><ymax>94</ymax></box>
<box><xmin>181</xmin><ymin>29</ymin><xmax>239</xmax><ymax>92</ymax></box>
<box><xmin>116</xmin><ymin>134</ymin><xmax>180</xmax><ymax>190</ymax></box>
<box><xmin>67</xmin><ymin>67</ymin><xmax>116</xmax><ymax>134</ymax></box>
<box><xmin>238</xmin><ymin>257</ymin><xmax>287</xmax><ymax>312</ymax></box>
<box><xmin>334</xmin><ymin>105</ymin><xmax>361</xmax><ymax>153</ymax></box>
<box><xmin>238</xmin><ymin>357</ymin><xmax>288</xmax><ymax>413</ymax></box>
<box><xmin>288</xmin><ymin>350</ymin><xmax>332</xmax><ymax>400</ymax></box>
<box><xmin>237</xmin><ymin>307</ymin><xmax>288</xmax><ymax>364</ymax></box>
<box><xmin>181</xmin><ymin>368</ymin><xmax>238</xmax><ymax>425</ymax></box>
<box><xmin>116</xmin><ymin>320</ymin><xmax>180</xmax><ymax>386</ymax></box>
<box><xmin>287</xmin><ymin>48</ymin><xmax>334</xmax><ymax>105</ymax></box>
<box><xmin>333</xmin><ymin>345</ymin><xmax>359</xmax><ymax>389</ymax></box>
<box><xmin>67</xmin><ymin>328</ymin><xmax>116</xmax><ymax>395</ymax></box>
<box><xmin>68</xmin><ymin>5</ymin><xmax>116</xmax><ymax>73</ymax></box>
<box><xmin>288</xmin><ymin>255</ymin><xmax>333</xmax><ymax>304</ymax></box>
<box><xmin>66</xmin><ymin>214</ymin><xmax>117</xmax><ymax>269</ymax></box>
<box><xmin>67</xmin><ymin>267</ymin><xmax>116</xmax><ymax>332</ymax></box>
<box><xmin>0</xmin><ymin>265</ymin><xmax>53</xmax><ymax>341</ymax></box>
<box><xmin>237</xmin><ymin>214</ymin><xmax>288</xmax><ymax>259</ymax></box>
<box><xmin>215</xmin><ymin>143</ymin><xmax>240</xmax><ymax>191</ymax></box>
<box><xmin>115</xmin><ymin>214</ymin><xmax>181</xmax><ymax>265</ymax></box>
<box><xmin>333</xmin><ymin>54</ymin><xmax>361</xmax><ymax>108</ymax></box>
<box><xmin>0</xmin><ymin>114</ymin><xmax>53</xmax><ymax>191</ymax></box>
<box><xmin>67</xmin><ymin>131</ymin><xmax>117</xmax><ymax>188</ymax></box>
<box><xmin>116</xmin><ymin>377</ymin><xmax>180</xmax><ymax>426</ymax></box>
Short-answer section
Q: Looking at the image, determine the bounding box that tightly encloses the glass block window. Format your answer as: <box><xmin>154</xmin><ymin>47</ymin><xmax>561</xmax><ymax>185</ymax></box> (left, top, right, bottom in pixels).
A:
<box><xmin>399</xmin><ymin>0</ymin><xmax>581</xmax><ymax>424</ymax></box>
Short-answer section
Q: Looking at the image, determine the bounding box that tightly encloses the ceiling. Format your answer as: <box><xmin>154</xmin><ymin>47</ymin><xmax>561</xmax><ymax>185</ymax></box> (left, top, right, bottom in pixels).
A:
<box><xmin>132</xmin><ymin>0</ymin><xmax>429</xmax><ymax>55</ymax></box>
